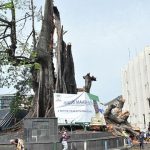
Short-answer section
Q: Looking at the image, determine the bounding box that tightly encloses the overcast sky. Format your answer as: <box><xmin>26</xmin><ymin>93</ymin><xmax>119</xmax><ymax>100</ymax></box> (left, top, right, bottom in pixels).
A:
<box><xmin>1</xmin><ymin>0</ymin><xmax>150</xmax><ymax>103</ymax></box>
<box><xmin>53</xmin><ymin>0</ymin><xmax>150</xmax><ymax>103</ymax></box>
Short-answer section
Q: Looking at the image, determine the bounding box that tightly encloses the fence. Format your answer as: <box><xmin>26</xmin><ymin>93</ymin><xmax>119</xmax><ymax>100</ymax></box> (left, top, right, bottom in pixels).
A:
<box><xmin>25</xmin><ymin>136</ymin><xmax>125</xmax><ymax>150</ymax></box>
<box><xmin>0</xmin><ymin>135</ymin><xmax>125</xmax><ymax>150</ymax></box>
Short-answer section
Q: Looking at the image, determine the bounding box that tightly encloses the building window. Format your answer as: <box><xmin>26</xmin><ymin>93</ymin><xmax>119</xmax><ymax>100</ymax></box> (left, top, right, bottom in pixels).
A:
<box><xmin>147</xmin><ymin>98</ymin><xmax>150</xmax><ymax>108</ymax></box>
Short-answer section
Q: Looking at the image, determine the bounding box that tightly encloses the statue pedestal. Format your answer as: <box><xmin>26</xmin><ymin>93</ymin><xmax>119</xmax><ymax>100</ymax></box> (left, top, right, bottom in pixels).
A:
<box><xmin>23</xmin><ymin>118</ymin><xmax>58</xmax><ymax>143</ymax></box>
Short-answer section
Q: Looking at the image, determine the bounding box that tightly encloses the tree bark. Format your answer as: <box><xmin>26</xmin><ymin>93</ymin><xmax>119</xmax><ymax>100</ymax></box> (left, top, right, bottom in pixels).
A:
<box><xmin>54</xmin><ymin>6</ymin><xmax>65</xmax><ymax>93</ymax></box>
<box><xmin>83</xmin><ymin>73</ymin><xmax>96</xmax><ymax>93</ymax></box>
<box><xmin>104</xmin><ymin>96</ymin><xmax>136</xmax><ymax>136</ymax></box>
<box><xmin>104</xmin><ymin>104</ymin><xmax>116</xmax><ymax>117</ymax></box>
<box><xmin>62</xmin><ymin>44</ymin><xmax>77</xmax><ymax>94</ymax></box>
<box><xmin>54</xmin><ymin>7</ymin><xmax>77</xmax><ymax>94</ymax></box>
<box><xmin>34</xmin><ymin>0</ymin><xmax>55</xmax><ymax>117</ymax></box>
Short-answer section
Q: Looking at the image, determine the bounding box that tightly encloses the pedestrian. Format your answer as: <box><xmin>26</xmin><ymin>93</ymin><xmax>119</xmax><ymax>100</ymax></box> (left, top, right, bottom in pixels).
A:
<box><xmin>122</xmin><ymin>129</ymin><xmax>132</xmax><ymax>146</ymax></box>
<box><xmin>138</xmin><ymin>132</ymin><xmax>145</xmax><ymax>149</ymax></box>
<box><xmin>60</xmin><ymin>130</ymin><xmax>70</xmax><ymax>150</ymax></box>
<box><xmin>10</xmin><ymin>138</ymin><xmax>24</xmax><ymax>150</ymax></box>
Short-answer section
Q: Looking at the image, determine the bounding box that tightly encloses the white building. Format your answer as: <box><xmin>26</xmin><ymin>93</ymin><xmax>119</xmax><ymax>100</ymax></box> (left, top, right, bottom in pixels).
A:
<box><xmin>121</xmin><ymin>47</ymin><xmax>150</xmax><ymax>130</ymax></box>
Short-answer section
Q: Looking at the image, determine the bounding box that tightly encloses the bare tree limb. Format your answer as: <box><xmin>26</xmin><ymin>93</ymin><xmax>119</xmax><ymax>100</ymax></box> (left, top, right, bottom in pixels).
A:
<box><xmin>0</xmin><ymin>24</ymin><xmax>10</xmax><ymax>27</ymax></box>
<box><xmin>10</xmin><ymin>1</ymin><xmax>17</xmax><ymax>57</ymax></box>
<box><xmin>19</xmin><ymin>14</ymin><xmax>28</xmax><ymax>31</ymax></box>
<box><xmin>3</xmin><ymin>38</ymin><xmax>9</xmax><ymax>48</ymax></box>
<box><xmin>20</xmin><ymin>31</ymin><xmax>32</xmax><ymax>56</ymax></box>
<box><xmin>3</xmin><ymin>25</ymin><xmax>9</xmax><ymax>35</ymax></box>
<box><xmin>0</xmin><ymin>18</ymin><xmax>11</xmax><ymax>25</ymax></box>
<box><xmin>0</xmin><ymin>34</ymin><xmax>10</xmax><ymax>39</ymax></box>
<box><xmin>31</xmin><ymin>0</ymin><xmax>36</xmax><ymax>49</ymax></box>
<box><xmin>16</xmin><ymin>13</ymin><xmax>31</xmax><ymax>23</ymax></box>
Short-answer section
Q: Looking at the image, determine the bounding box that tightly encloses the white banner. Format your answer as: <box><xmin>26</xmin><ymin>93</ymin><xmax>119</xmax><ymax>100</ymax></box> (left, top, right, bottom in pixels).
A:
<box><xmin>54</xmin><ymin>92</ymin><xmax>106</xmax><ymax>125</ymax></box>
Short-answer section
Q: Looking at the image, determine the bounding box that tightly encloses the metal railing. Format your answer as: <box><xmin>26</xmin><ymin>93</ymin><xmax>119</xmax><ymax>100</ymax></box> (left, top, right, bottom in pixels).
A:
<box><xmin>24</xmin><ymin>136</ymin><xmax>125</xmax><ymax>150</ymax></box>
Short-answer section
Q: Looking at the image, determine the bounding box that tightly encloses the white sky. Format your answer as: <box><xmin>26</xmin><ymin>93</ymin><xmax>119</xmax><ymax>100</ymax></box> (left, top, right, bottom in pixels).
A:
<box><xmin>53</xmin><ymin>0</ymin><xmax>150</xmax><ymax>103</ymax></box>
<box><xmin>1</xmin><ymin>0</ymin><xmax>150</xmax><ymax>103</ymax></box>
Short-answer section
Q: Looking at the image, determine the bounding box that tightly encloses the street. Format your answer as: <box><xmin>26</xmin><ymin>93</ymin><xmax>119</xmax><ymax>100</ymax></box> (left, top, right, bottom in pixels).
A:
<box><xmin>130</xmin><ymin>143</ymin><xmax>150</xmax><ymax>150</ymax></box>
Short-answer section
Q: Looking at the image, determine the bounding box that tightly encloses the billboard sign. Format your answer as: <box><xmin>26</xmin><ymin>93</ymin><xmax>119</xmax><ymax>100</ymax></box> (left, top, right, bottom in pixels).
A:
<box><xmin>54</xmin><ymin>92</ymin><xmax>106</xmax><ymax>125</ymax></box>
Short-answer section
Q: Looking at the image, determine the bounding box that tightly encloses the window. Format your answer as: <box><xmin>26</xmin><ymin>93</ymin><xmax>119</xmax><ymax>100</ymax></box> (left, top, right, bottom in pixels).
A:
<box><xmin>147</xmin><ymin>98</ymin><xmax>150</xmax><ymax>108</ymax></box>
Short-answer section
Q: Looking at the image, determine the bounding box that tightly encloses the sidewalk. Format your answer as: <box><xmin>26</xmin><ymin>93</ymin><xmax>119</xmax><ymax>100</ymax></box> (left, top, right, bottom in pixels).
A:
<box><xmin>108</xmin><ymin>143</ymin><xmax>150</xmax><ymax>150</ymax></box>
<box><xmin>108</xmin><ymin>145</ymin><xmax>132</xmax><ymax>150</ymax></box>
<box><xmin>129</xmin><ymin>143</ymin><xmax>150</xmax><ymax>150</ymax></box>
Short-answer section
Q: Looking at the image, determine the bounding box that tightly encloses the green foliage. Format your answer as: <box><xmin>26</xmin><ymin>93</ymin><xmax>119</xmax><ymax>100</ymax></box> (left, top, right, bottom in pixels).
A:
<box><xmin>33</xmin><ymin>62</ymin><xmax>41</xmax><ymax>70</ymax></box>
<box><xmin>0</xmin><ymin>0</ymin><xmax>42</xmax><ymax>98</ymax></box>
<box><xmin>14</xmin><ymin>67</ymin><xmax>32</xmax><ymax>94</ymax></box>
<box><xmin>31</xmin><ymin>51</ymin><xmax>37</xmax><ymax>58</ymax></box>
<box><xmin>10</xmin><ymin>92</ymin><xmax>22</xmax><ymax>115</ymax></box>
<box><xmin>0</xmin><ymin>2</ymin><xmax>13</xmax><ymax>9</ymax></box>
<box><xmin>10</xmin><ymin>92</ymin><xmax>33</xmax><ymax>116</ymax></box>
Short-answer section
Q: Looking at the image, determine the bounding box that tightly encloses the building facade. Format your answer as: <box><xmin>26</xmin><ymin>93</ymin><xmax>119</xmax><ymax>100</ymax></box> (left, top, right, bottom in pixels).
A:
<box><xmin>121</xmin><ymin>47</ymin><xmax>150</xmax><ymax>130</ymax></box>
<box><xmin>0</xmin><ymin>94</ymin><xmax>15</xmax><ymax>109</ymax></box>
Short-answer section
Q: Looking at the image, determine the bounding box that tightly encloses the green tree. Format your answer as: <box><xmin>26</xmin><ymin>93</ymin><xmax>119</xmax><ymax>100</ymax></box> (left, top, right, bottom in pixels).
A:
<box><xmin>0</xmin><ymin>0</ymin><xmax>77</xmax><ymax>118</ymax></box>
<box><xmin>10</xmin><ymin>92</ymin><xmax>32</xmax><ymax>122</ymax></box>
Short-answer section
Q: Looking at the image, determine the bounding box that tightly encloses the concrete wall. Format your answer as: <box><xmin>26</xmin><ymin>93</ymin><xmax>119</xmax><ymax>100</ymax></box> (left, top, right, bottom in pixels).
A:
<box><xmin>0</xmin><ymin>131</ymin><xmax>23</xmax><ymax>144</ymax></box>
<box><xmin>0</xmin><ymin>144</ymin><xmax>15</xmax><ymax>150</ymax></box>
<box><xmin>0</xmin><ymin>118</ymin><xmax>125</xmax><ymax>150</ymax></box>
<box><xmin>0</xmin><ymin>136</ymin><xmax>124</xmax><ymax>150</ymax></box>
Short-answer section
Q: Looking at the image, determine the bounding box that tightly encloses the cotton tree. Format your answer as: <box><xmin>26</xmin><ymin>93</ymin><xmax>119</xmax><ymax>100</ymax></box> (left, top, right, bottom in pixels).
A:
<box><xmin>0</xmin><ymin>0</ymin><xmax>77</xmax><ymax>118</ymax></box>
<box><xmin>0</xmin><ymin>0</ymin><xmax>38</xmax><ymax>115</ymax></box>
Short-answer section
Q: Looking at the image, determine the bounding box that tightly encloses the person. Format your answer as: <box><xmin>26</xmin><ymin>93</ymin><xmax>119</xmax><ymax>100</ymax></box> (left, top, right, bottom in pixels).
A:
<box><xmin>60</xmin><ymin>130</ymin><xmax>70</xmax><ymax>150</ymax></box>
<box><xmin>146</xmin><ymin>128</ymin><xmax>150</xmax><ymax>142</ymax></box>
<box><xmin>122</xmin><ymin>130</ymin><xmax>132</xmax><ymax>146</ymax></box>
<box><xmin>138</xmin><ymin>132</ymin><xmax>145</xmax><ymax>149</ymax></box>
<box><xmin>10</xmin><ymin>138</ymin><xmax>24</xmax><ymax>150</ymax></box>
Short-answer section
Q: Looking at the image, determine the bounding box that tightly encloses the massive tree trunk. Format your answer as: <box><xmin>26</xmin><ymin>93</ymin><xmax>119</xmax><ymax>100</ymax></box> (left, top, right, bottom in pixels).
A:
<box><xmin>33</xmin><ymin>0</ymin><xmax>55</xmax><ymax>117</ymax></box>
<box><xmin>104</xmin><ymin>96</ymin><xmax>129</xmax><ymax>124</ymax></box>
<box><xmin>31</xmin><ymin>1</ymin><xmax>77</xmax><ymax>117</ymax></box>
<box><xmin>62</xmin><ymin>44</ymin><xmax>77</xmax><ymax>94</ymax></box>
<box><xmin>54</xmin><ymin>6</ymin><xmax>65</xmax><ymax>93</ymax></box>
<box><xmin>54</xmin><ymin>7</ymin><xmax>77</xmax><ymax>94</ymax></box>
<box><xmin>104</xmin><ymin>96</ymin><xmax>138</xmax><ymax>136</ymax></box>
